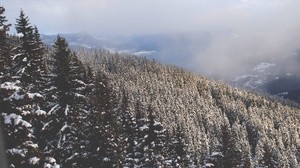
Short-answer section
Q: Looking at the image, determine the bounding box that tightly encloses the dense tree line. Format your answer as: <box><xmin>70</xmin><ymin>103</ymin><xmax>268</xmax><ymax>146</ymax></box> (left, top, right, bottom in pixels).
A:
<box><xmin>1</xmin><ymin>5</ymin><xmax>300</xmax><ymax>168</ymax></box>
<box><xmin>78</xmin><ymin>41</ymin><xmax>300</xmax><ymax>167</ymax></box>
<box><xmin>0</xmin><ymin>7</ymin><xmax>194</xmax><ymax>168</ymax></box>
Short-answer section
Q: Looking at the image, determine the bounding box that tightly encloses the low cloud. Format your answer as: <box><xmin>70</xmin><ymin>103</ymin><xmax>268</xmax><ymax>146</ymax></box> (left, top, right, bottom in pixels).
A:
<box><xmin>2</xmin><ymin>0</ymin><xmax>300</xmax><ymax>79</ymax></box>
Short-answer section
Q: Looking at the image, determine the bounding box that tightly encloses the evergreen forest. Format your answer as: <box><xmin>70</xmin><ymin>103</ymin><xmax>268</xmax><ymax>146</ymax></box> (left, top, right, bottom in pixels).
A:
<box><xmin>1</xmin><ymin>6</ymin><xmax>300</xmax><ymax>168</ymax></box>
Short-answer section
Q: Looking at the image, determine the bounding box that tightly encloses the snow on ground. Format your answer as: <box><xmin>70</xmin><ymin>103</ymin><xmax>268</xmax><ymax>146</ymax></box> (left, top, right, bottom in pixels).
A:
<box><xmin>233</xmin><ymin>74</ymin><xmax>257</xmax><ymax>82</ymax></box>
<box><xmin>253</xmin><ymin>62</ymin><xmax>275</xmax><ymax>73</ymax></box>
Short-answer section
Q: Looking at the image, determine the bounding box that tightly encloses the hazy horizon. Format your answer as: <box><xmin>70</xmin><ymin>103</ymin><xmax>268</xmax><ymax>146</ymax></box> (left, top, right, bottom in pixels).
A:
<box><xmin>2</xmin><ymin>0</ymin><xmax>300</xmax><ymax>79</ymax></box>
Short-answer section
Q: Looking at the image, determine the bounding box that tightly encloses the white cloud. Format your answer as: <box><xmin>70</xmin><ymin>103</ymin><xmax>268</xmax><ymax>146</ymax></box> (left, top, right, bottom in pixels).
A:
<box><xmin>2</xmin><ymin>0</ymin><xmax>300</xmax><ymax>78</ymax></box>
<box><xmin>1</xmin><ymin>0</ymin><xmax>248</xmax><ymax>35</ymax></box>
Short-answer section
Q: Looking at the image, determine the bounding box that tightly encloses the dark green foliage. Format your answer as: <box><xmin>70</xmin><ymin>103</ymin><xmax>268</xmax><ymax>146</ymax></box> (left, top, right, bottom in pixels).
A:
<box><xmin>118</xmin><ymin>89</ymin><xmax>138</xmax><ymax>167</ymax></box>
<box><xmin>0</xmin><ymin>8</ymin><xmax>49</xmax><ymax>167</ymax></box>
<box><xmin>87</xmin><ymin>71</ymin><xmax>119</xmax><ymax>167</ymax></box>
<box><xmin>41</xmin><ymin>36</ymin><xmax>92</xmax><ymax>167</ymax></box>
<box><xmin>167</xmin><ymin>125</ymin><xmax>194</xmax><ymax>167</ymax></box>
<box><xmin>14</xmin><ymin>10</ymin><xmax>47</xmax><ymax>87</ymax></box>
<box><xmin>221</xmin><ymin>123</ymin><xmax>241</xmax><ymax>168</ymax></box>
<box><xmin>0</xmin><ymin>5</ymin><xmax>11</xmax><ymax>76</ymax></box>
<box><xmin>51</xmin><ymin>36</ymin><xmax>72</xmax><ymax>105</ymax></box>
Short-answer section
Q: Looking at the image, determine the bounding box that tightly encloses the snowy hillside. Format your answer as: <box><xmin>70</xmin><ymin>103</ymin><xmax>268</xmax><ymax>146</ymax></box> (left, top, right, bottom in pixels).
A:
<box><xmin>233</xmin><ymin>57</ymin><xmax>300</xmax><ymax>103</ymax></box>
<box><xmin>1</xmin><ymin>5</ymin><xmax>300</xmax><ymax>168</ymax></box>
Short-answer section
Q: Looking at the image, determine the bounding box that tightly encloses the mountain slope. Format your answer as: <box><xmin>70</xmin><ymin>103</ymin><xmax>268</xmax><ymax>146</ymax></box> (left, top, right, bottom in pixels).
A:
<box><xmin>233</xmin><ymin>54</ymin><xmax>300</xmax><ymax>103</ymax></box>
<box><xmin>80</xmin><ymin>50</ymin><xmax>300</xmax><ymax>167</ymax></box>
<box><xmin>2</xmin><ymin>35</ymin><xmax>300</xmax><ymax>167</ymax></box>
<box><xmin>1</xmin><ymin>6</ymin><xmax>300</xmax><ymax>167</ymax></box>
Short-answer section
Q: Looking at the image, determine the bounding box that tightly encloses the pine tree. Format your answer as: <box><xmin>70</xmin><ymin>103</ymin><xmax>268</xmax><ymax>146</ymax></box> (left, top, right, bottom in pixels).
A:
<box><xmin>135</xmin><ymin>105</ymin><xmax>168</xmax><ymax>167</ymax></box>
<box><xmin>0</xmin><ymin>4</ymin><xmax>12</xmax><ymax>126</ymax></box>
<box><xmin>168</xmin><ymin>125</ymin><xmax>193</xmax><ymax>167</ymax></box>
<box><xmin>0</xmin><ymin>8</ymin><xmax>48</xmax><ymax>167</ymax></box>
<box><xmin>13</xmin><ymin>10</ymin><xmax>33</xmax><ymax>79</ymax></box>
<box><xmin>29</xmin><ymin>26</ymin><xmax>47</xmax><ymax>91</ymax></box>
<box><xmin>256</xmin><ymin>140</ymin><xmax>281</xmax><ymax>168</ymax></box>
<box><xmin>83</xmin><ymin>65</ymin><xmax>95</xmax><ymax>98</ymax></box>
<box><xmin>14</xmin><ymin>10</ymin><xmax>47</xmax><ymax>86</ymax></box>
<box><xmin>133</xmin><ymin>98</ymin><xmax>147</xmax><ymax>166</ymax></box>
<box><xmin>220</xmin><ymin>119</ymin><xmax>242</xmax><ymax>168</ymax></box>
<box><xmin>0</xmin><ymin>59</ymin><xmax>46</xmax><ymax>167</ymax></box>
<box><xmin>118</xmin><ymin>89</ymin><xmax>138</xmax><ymax>167</ymax></box>
<box><xmin>87</xmin><ymin>70</ymin><xmax>119</xmax><ymax>167</ymax></box>
<box><xmin>42</xmin><ymin>36</ymin><xmax>90</xmax><ymax>167</ymax></box>
<box><xmin>0</xmin><ymin>5</ymin><xmax>11</xmax><ymax>77</ymax></box>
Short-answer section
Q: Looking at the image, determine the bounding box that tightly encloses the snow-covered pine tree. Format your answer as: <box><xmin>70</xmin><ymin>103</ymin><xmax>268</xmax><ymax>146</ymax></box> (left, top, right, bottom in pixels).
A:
<box><xmin>83</xmin><ymin>65</ymin><xmax>95</xmax><ymax>99</ymax></box>
<box><xmin>15</xmin><ymin>12</ymin><xmax>47</xmax><ymax>88</ymax></box>
<box><xmin>210</xmin><ymin>115</ymin><xmax>243</xmax><ymax>168</ymax></box>
<box><xmin>133</xmin><ymin>98</ymin><xmax>147</xmax><ymax>166</ymax></box>
<box><xmin>167</xmin><ymin>124</ymin><xmax>194</xmax><ymax>167</ymax></box>
<box><xmin>14</xmin><ymin>10</ymin><xmax>48</xmax><ymax>134</ymax></box>
<box><xmin>42</xmin><ymin>36</ymin><xmax>90</xmax><ymax>167</ymax></box>
<box><xmin>0</xmin><ymin>4</ymin><xmax>12</xmax><ymax>98</ymax></box>
<box><xmin>29</xmin><ymin>26</ymin><xmax>48</xmax><ymax>90</ymax></box>
<box><xmin>0</xmin><ymin>6</ymin><xmax>10</xmax><ymax>168</ymax></box>
<box><xmin>0</xmin><ymin>81</ymin><xmax>45</xmax><ymax>168</ymax></box>
<box><xmin>87</xmin><ymin>70</ymin><xmax>119</xmax><ymax>167</ymax></box>
<box><xmin>118</xmin><ymin>89</ymin><xmax>138</xmax><ymax>167</ymax></box>
<box><xmin>256</xmin><ymin>139</ymin><xmax>282</xmax><ymax>168</ymax></box>
<box><xmin>13</xmin><ymin>10</ymin><xmax>33</xmax><ymax>82</ymax></box>
<box><xmin>147</xmin><ymin>105</ymin><xmax>169</xmax><ymax>167</ymax></box>
<box><xmin>135</xmin><ymin>105</ymin><xmax>169</xmax><ymax>167</ymax></box>
<box><xmin>0</xmin><ymin>9</ymin><xmax>49</xmax><ymax>167</ymax></box>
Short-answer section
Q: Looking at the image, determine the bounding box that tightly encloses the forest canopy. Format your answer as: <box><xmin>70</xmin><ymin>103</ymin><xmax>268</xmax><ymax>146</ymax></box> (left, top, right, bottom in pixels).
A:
<box><xmin>0</xmin><ymin>6</ymin><xmax>300</xmax><ymax>168</ymax></box>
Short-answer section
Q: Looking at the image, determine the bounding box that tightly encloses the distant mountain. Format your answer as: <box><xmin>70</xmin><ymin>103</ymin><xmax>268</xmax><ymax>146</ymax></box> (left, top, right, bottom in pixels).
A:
<box><xmin>232</xmin><ymin>53</ymin><xmax>300</xmax><ymax>103</ymax></box>
<box><xmin>41</xmin><ymin>32</ymin><xmax>211</xmax><ymax>66</ymax></box>
<box><xmin>41</xmin><ymin>32</ymin><xmax>113</xmax><ymax>49</ymax></box>
<box><xmin>42</xmin><ymin>33</ymin><xmax>300</xmax><ymax>104</ymax></box>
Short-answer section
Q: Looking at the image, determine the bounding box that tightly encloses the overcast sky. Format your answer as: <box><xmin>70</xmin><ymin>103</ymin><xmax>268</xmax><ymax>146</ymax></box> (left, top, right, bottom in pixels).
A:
<box><xmin>2</xmin><ymin>0</ymin><xmax>300</xmax><ymax>78</ymax></box>
<box><xmin>2</xmin><ymin>0</ymin><xmax>298</xmax><ymax>35</ymax></box>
